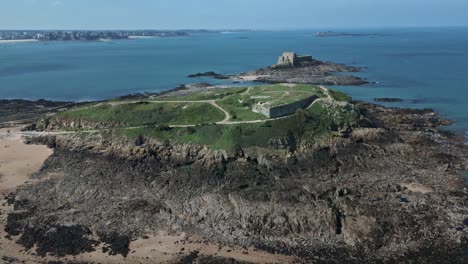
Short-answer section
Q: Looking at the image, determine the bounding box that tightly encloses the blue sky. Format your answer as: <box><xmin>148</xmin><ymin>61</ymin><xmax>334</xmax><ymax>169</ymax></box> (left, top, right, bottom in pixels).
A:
<box><xmin>1</xmin><ymin>0</ymin><xmax>467</xmax><ymax>29</ymax></box>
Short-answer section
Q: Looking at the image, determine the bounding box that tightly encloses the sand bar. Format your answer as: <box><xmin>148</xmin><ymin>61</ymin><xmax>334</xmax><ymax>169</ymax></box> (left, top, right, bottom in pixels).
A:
<box><xmin>0</xmin><ymin>39</ymin><xmax>38</xmax><ymax>44</ymax></box>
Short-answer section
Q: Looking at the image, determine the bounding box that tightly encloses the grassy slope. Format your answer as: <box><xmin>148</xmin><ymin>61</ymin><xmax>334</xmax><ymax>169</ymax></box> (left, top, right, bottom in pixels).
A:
<box><xmin>216</xmin><ymin>95</ymin><xmax>266</xmax><ymax>122</ymax></box>
<box><xmin>157</xmin><ymin>87</ymin><xmax>247</xmax><ymax>101</ymax></box>
<box><xmin>247</xmin><ymin>84</ymin><xmax>323</xmax><ymax>107</ymax></box>
<box><xmin>55</xmin><ymin>102</ymin><xmax>225</xmax><ymax>126</ymax></box>
<box><xmin>54</xmin><ymin>84</ymin><xmax>361</xmax><ymax>150</ymax></box>
<box><xmin>119</xmin><ymin>100</ymin><xmax>362</xmax><ymax>150</ymax></box>
<box><xmin>217</xmin><ymin>84</ymin><xmax>323</xmax><ymax>122</ymax></box>
<box><xmin>328</xmin><ymin>89</ymin><xmax>352</xmax><ymax>102</ymax></box>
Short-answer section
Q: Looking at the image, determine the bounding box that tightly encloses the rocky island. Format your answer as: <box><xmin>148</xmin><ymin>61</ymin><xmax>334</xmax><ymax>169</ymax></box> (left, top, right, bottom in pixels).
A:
<box><xmin>0</xmin><ymin>81</ymin><xmax>467</xmax><ymax>263</ymax></box>
<box><xmin>315</xmin><ymin>31</ymin><xmax>389</xmax><ymax>37</ymax></box>
<box><xmin>189</xmin><ymin>52</ymin><xmax>369</xmax><ymax>86</ymax></box>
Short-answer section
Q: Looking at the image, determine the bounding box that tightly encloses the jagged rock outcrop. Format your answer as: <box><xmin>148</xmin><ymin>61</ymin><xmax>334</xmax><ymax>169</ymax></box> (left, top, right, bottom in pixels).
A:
<box><xmin>188</xmin><ymin>58</ymin><xmax>369</xmax><ymax>86</ymax></box>
<box><xmin>39</xmin><ymin>116</ymin><xmax>127</xmax><ymax>130</ymax></box>
<box><xmin>237</xmin><ymin>59</ymin><xmax>368</xmax><ymax>86</ymax></box>
<box><xmin>5</xmin><ymin>102</ymin><xmax>468</xmax><ymax>263</ymax></box>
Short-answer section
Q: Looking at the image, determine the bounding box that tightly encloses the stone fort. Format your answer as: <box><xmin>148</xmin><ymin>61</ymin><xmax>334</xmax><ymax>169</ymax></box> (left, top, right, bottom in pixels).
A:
<box><xmin>253</xmin><ymin>95</ymin><xmax>318</xmax><ymax>119</ymax></box>
<box><xmin>277</xmin><ymin>52</ymin><xmax>313</xmax><ymax>66</ymax></box>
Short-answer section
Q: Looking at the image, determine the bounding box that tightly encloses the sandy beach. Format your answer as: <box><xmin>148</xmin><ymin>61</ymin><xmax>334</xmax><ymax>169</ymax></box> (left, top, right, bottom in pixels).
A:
<box><xmin>0</xmin><ymin>127</ymin><xmax>53</xmax><ymax>263</ymax></box>
<box><xmin>128</xmin><ymin>36</ymin><xmax>158</xmax><ymax>39</ymax></box>
<box><xmin>235</xmin><ymin>75</ymin><xmax>269</xmax><ymax>81</ymax></box>
<box><xmin>0</xmin><ymin>127</ymin><xmax>52</xmax><ymax>195</ymax></box>
<box><xmin>0</xmin><ymin>39</ymin><xmax>38</xmax><ymax>44</ymax></box>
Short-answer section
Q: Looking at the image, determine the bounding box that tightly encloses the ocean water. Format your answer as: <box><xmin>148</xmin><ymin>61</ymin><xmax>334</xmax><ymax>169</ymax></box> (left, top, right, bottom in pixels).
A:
<box><xmin>0</xmin><ymin>28</ymin><xmax>467</xmax><ymax>134</ymax></box>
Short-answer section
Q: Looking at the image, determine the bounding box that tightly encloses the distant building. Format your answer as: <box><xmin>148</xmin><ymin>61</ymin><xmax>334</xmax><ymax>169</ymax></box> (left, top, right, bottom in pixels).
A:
<box><xmin>277</xmin><ymin>52</ymin><xmax>313</xmax><ymax>66</ymax></box>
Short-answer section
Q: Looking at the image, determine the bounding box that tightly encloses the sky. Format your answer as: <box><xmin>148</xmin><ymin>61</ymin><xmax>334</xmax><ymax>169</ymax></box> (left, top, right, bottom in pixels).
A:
<box><xmin>1</xmin><ymin>0</ymin><xmax>467</xmax><ymax>30</ymax></box>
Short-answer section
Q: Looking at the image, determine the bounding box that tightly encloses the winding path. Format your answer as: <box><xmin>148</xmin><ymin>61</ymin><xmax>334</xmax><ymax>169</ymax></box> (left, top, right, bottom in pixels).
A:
<box><xmin>2</xmin><ymin>86</ymin><xmax>335</xmax><ymax>136</ymax></box>
<box><xmin>149</xmin><ymin>100</ymin><xmax>231</xmax><ymax>124</ymax></box>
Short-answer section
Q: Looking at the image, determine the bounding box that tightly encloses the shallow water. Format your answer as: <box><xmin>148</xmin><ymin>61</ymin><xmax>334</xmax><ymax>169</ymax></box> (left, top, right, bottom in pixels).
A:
<box><xmin>0</xmin><ymin>28</ymin><xmax>467</xmax><ymax>133</ymax></box>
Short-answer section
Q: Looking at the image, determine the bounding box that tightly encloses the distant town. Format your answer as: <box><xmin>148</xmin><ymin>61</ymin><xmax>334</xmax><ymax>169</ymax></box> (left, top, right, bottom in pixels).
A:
<box><xmin>0</xmin><ymin>30</ymin><xmax>204</xmax><ymax>41</ymax></box>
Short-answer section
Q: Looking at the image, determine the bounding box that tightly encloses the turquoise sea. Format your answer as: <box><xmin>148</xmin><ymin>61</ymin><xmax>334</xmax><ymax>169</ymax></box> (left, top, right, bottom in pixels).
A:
<box><xmin>0</xmin><ymin>28</ymin><xmax>467</xmax><ymax>135</ymax></box>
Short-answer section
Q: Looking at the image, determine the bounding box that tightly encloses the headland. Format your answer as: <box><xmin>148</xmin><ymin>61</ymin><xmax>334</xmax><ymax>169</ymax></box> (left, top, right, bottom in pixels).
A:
<box><xmin>0</xmin><ymin>56</ymin><xmax>467</xmax><ymax>264</ymax></box>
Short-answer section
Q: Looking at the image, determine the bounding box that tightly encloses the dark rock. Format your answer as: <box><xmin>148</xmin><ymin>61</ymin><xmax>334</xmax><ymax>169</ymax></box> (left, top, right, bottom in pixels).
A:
<box><xmin>187</xmin><ymin>71</ymin><xmax>230</xmax><ymax>79</ymax></box>
<box><xmin>98</xmin><ymin>232</ymin><xmax>131</xmax><ymax>257</ymax></box>
<box><xmin>14</xmin><ymin>225</ymin><xmax>98</xmax><ymax>257</ymax></box>
<box><xmin>235</xmin><ymin>58</ymin><xmax>368</xmax><ymax>86</ymax></box>
<box><xmin>374</xmin><ymin>98</ymin><xmax>404</xmax><ymax>102</ymax></box>
<box><xmin>5</xmin><ymin>101</ymin><xmax>467</xmax><ymax>263</ymax></box>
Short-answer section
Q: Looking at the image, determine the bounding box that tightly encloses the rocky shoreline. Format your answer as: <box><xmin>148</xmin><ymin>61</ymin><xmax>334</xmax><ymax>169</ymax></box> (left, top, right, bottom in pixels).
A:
<box><xmin>2</xmin><ymin>98</ymin><xmax>467</xmax><ymax>263</ymax></box>
<box><xmin>188</xmin><ymin>57</ymin><xmax>369</xmax><ymax>86</ymax></box>
<box><xmin>0</xmin><ymin>99</ymin><xmax>90</xmax><ymax>129</ymax></box>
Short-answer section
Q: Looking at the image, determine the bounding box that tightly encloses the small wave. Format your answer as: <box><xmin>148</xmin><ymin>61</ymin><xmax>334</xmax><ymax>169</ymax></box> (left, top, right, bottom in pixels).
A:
<box><xmin>465</xmin><ymin>131</ymin><xmax>468</xmax><ymax>146</ymax></box>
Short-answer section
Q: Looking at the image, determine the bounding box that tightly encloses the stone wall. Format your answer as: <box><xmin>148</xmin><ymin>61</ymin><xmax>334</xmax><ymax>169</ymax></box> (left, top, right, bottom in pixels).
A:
<box><xmin>253</xmin><ymin>103</ymin><xmax>271</xmax><ymax>118</ymax></box>
<box><xmin>277</xmin><ymin>52</ymin><xmax>313</xmax><ymax>66</ymax></box>
<box><xmin>294</xmin><ymin>55</ymin><xmax>313</xmax><ymax>65</ymax></box>
<box><xmin>269</xmin><ymin>95</ymin><xmax>318</xmax><ymax>118</ymax></box>
<box><xmin>253</xmin><ymin>95</ymin><xmax>318</xmax><ymax>118</ymax></box>
<box><xmin>277</xmin><ymin>52</ymin><xmax>297</xmax><ymax>65</ymax></box>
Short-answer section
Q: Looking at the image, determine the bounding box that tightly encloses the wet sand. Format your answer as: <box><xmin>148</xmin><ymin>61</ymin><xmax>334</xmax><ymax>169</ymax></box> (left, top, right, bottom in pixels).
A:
<box><xmin>0</xmin><ymin>127</ymin><xmax>53</xmax><ymax>195</ymax></box>
<box><xmin>0</xmin><ymin>127</ymin><xmax>54</xmax><ymax>263</ymax></box>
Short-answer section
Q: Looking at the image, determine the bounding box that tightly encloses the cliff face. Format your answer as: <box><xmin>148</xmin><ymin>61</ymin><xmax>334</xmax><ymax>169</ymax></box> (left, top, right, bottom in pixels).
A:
<box><xmin>5</xmin><ymin>103</ymin><xmax>468</xmax><ymax>262</ymax></box>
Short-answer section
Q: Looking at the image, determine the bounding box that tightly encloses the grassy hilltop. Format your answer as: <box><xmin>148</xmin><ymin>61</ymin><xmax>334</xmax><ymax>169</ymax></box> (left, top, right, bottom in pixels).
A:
<box><xmin>48</xmin><ymin>84</ymin><xmax>362</xmax><ymax>150</ymax></box>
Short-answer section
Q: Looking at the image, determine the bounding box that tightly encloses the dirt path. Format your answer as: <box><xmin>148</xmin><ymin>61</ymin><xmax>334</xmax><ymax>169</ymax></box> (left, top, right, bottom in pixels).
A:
<box><xmin>241</xmin><ymin>86</ymin><xmax>253</xmax><ymax>95</ymax></box>
<box><xmin>148</xmin><ymin>100</ymin><xmax>232</xmax><ymax>124</ymax></box>
<box><xmin>7</xmin><ymin>87</ymin><xmax>334</xmax><ymax>135</ymax></box>
<box><xmin>306</xmin><ymin>86</ymin><xmax>332</xmax><ymax>110</ymax></box>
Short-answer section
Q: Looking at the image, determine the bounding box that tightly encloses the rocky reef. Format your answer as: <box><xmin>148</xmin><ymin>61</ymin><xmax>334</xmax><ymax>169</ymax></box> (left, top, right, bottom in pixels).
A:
<box><xmin>4</xmin><ymin>101</ymin><xmax>468</xmax><ymax>263</ymax></box>
<box><xmin>237</xmin><ymin>59</ymin><xmax>368</xmax><ymax>86</ymax></box>
<box><xmin>187</xmin><ymin>71</ymin><xmax>230</xmax><ymax>79</ymax></box>
<box><xmin>188</xmin><ymin>57</ymin><xmax>368</xmax><ymax>86</ymax></box>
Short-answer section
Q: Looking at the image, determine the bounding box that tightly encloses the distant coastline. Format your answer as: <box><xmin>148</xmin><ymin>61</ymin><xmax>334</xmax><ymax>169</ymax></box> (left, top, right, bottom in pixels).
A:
<box><xmin>127</xmin><ymin>36</ymin><xmax>159</xmax><ymax>39</ymax></box>
<box><xmin>315</xmin><ymin>31</ymin><xmax>389</xmax><ymax>37</ymax></box>
<box><xmin>0</xmin><ymin>30</ymin><xmax>200</xmax><ymax>42</ymax></box>
<box><xmin>0</xmin><ymin>39</ymin><xmax>38</xmax><ymax>44</ymax></box>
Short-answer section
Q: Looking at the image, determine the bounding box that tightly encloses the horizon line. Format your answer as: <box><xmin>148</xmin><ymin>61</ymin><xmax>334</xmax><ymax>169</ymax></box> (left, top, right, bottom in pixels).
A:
<box><xmin>1</xmin><ymin>25</ymin><xmax>468</xmax><ymax>31</ymax></box>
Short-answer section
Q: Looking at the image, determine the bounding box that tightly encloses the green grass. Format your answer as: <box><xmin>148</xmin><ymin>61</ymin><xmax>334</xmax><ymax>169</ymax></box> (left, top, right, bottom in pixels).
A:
<box><xmin>118</xmin><ymin>99</ymin><xmax>363</xmax><ymax>150</ymax></box>
<box><xmin>328</xmin><ymin>89</ymin><xmax>352</xmax><ymax>102</ymax></box>
<box><xmin>216</xmin><ymin>94</ymin><xmax>266</xmax><ymax>121</ymax></box>
<box><xmin>55</xmin><ymin>101</ymin><xmax>225</xmax><ymax>127</ymax></box>
<box><xmin>54</xmin><ymin>84</ymin><xmax>362</xmax><ymax>150</ymax></box>
<box><xmin>156</xmin><ymin>87</ymin><xmax>248</xmax><ymax>101</ymax></box>
<box><xmin>246</xmin><ymin>84</ymin><xmax>323</xmax><ymax>107</ymax></box>
<box><xmin>154</xmin><ymin>84</ymin><xmax>324</xmax><ymax>122</ymax></box>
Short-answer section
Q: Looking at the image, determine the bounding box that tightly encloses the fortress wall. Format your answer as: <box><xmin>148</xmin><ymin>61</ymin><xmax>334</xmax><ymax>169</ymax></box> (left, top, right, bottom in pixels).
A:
<box><xmin>295</xmin><ymin>55</ymin><xmax>313</xmax><ymax>64</ymax></box>
<box><xmin>276</xmin><ymin>53</ymin><xmax>313</xmax><ymax>66</ymax></box>
<box><xmin>268</xmin><ymin>95</ymin><xmax>318</xmax><ymax>118</ymax></box>
<box><xmin>277</xmin><ymin>56</ymin><xmax>287</xmax><ymax>65</ymax></box>
<box><xmin>253</xmin><ymin>105</ymin><xmax>271</xmax><ymax>118</ymax></box>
